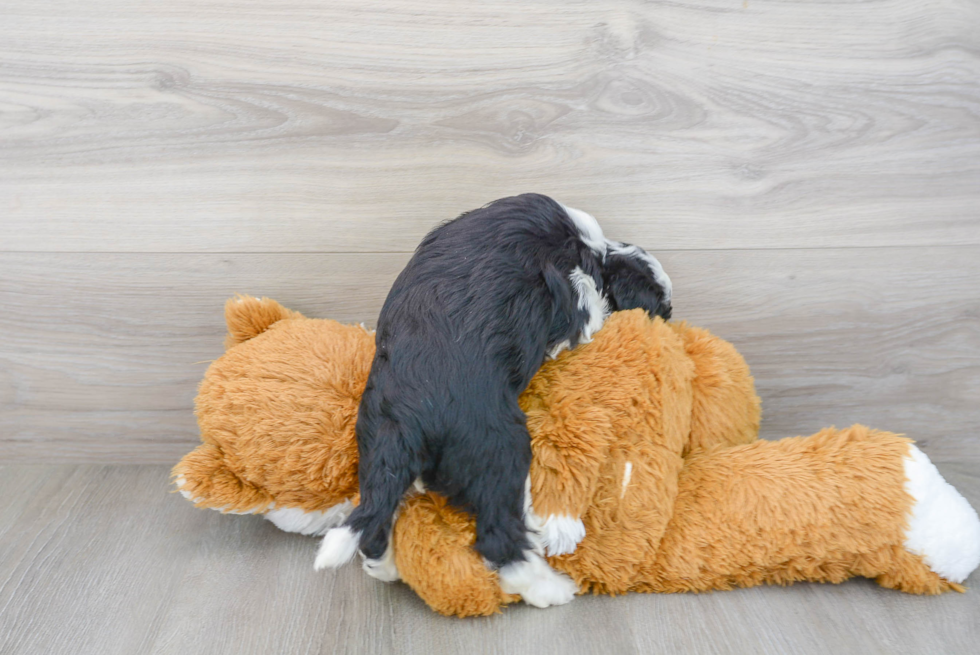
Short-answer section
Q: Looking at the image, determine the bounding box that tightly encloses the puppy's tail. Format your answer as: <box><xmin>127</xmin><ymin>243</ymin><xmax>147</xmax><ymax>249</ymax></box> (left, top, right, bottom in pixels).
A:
<box><xmin>314</xmin><ymin>422</ymin><xmax>420</xmax><ymax>570</ymax></box>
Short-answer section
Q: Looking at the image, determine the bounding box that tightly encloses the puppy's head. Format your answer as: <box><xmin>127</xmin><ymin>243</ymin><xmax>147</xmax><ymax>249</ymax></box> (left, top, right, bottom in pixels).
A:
<box><xmin>602</xmin><ymin>241</ymin><xmax>672</xmax><ymax>320</ymax></box>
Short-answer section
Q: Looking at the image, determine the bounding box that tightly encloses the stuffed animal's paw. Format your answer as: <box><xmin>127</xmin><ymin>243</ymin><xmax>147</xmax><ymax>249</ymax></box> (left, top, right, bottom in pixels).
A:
<box><xmin>903</xmin><ymin>445</ymin><xmax>980</xmax><ymax>583</ymax></box>
<box><xmin>498</xmin><ymin>552</ymin><xmax>579</xmax><ymax>608</ymax></box>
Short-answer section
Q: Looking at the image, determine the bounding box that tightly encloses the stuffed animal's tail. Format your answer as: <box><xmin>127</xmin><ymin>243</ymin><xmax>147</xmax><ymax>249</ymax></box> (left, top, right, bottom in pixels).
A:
<box><xmin>223</xmin><ymin>295</ymin><xmax>305</xmax><ymax>350</ymax></box>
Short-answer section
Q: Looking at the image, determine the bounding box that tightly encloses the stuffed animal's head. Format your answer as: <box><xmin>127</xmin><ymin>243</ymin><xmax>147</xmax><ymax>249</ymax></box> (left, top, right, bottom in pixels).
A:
<box><xmin>175</xmin><ymin>296</ymin><xmax>375</xmax><ymax>515</ymax></box>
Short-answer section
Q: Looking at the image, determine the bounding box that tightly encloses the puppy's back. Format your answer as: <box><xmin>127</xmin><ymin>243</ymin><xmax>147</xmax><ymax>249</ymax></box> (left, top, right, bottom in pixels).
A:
<box><xmin>374</xmin><ymin>194</ymin><xmax>595</xmax><ymax>393</ymax></box>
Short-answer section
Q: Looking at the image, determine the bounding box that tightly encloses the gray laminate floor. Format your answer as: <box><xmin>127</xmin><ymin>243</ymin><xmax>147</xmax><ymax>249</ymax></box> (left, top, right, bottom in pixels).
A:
<box><xmin>1</xmin><ymin>462</ymin><xmax>978</xmax><ymax>655</ymax></box>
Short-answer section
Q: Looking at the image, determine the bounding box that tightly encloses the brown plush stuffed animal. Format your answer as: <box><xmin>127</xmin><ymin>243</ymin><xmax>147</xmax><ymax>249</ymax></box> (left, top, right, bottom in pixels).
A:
<box><xmin>174</xmin><ymin>296</ymin><xmax>980</xmax><ymax>617</ymax></box>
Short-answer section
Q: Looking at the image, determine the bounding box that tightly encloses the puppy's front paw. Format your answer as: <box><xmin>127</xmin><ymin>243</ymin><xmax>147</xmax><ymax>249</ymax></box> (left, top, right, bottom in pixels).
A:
<box><xmin>498</xmin><ymin>552</ymin><xmax>579</xmax><ymax>608</ymax></box>
<box><xmin>540</xmin><ymin>515</ymin><xmax>586</xmax><ymax>556</ymax></box>
<box><xmin>520</xmin><ymin>569</ymin><xmax>578</xmax><ymax>608</ymax></box>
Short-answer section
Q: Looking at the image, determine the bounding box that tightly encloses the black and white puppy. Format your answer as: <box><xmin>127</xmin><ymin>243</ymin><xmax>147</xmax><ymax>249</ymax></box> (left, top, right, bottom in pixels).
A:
<box><xmin>315</xmin><ymin>194</ymin><xmax>671</xmax><ymax>608</ymax></box>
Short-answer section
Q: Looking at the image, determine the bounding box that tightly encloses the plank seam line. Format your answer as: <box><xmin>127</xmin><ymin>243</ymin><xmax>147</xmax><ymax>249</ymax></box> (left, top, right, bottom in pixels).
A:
<box><xmin>3</xmin><ymin>243</ymin><xmax>980</xmax><ymax>256</ymax></box>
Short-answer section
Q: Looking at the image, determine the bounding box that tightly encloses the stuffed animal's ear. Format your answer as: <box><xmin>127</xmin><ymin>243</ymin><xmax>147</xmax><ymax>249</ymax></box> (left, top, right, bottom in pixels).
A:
<box><xmin>223</xmin><ymin>295</ymin><xmax>305</xmax><ymax>350</ymax></box>
<box><xmin>602</xmin><ymin>244</ymin><xmax>672</xmax><ymax>320</ymax></box>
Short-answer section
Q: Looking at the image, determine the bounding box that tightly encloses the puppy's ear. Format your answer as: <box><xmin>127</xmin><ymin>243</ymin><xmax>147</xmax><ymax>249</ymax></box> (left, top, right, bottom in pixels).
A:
<box><xmin>543</xmin><ymin>263</ymin><xmax>577</xmax><ymax>346</ymax></box>
<box><xmin>602</xmin><ymin>247</ymin><xmax>672</xmax><ymax>320</ymax></box>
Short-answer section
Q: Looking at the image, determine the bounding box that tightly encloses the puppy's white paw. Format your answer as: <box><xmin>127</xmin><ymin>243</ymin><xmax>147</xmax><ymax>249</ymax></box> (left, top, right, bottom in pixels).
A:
<box><xmin>362</xmin><ymin>536</ymin><xmax>400</xmax><ymax>582</ymax></box>
<box><xmin>498</xmin><ymin>552</ymin><xmax>578</xmax><ymax>608</ymax></box>
<box><xmin>903</xmin><ymin>445</ymin><xmax>980</xmax><ymax>583</ymax></box>
<box><xmin>539</xmin><ymin>515</ymin><xmax>586</xmax><ymax>556</ymax></box>
<box><xmin>314</xmin><ymin>526</ymin><xmax>360</xmax><ymax>571</ymax></box>
<box><xmin>363</xmin><ymin>554</ymin><xmax>400</xmax><ymax>583</ymax></box>
<box><xmin>522</xmin><ymin>477</ymin><xmax>585</xmax><ymax>556</ymax></box>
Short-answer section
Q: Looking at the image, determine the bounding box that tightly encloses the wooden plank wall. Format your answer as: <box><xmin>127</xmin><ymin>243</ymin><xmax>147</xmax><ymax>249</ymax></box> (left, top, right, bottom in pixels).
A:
<box><xmin>2</xmin><ymin>0</ymin><xmax>979</xmax><ymax>463</ymax></box>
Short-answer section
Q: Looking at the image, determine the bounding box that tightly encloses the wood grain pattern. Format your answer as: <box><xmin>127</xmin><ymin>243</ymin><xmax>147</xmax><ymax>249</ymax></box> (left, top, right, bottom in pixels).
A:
<box><xmin>2</xmin><ymin>0</ymin><xmax>980</xmax><ymax>252</ymax></box>
<box><xmin>2</xmin><ymin>247</ymin><xmax>978</xmax><ymax>464</ymax></box>
<box><xmin>0</xmin><ymin>464</ymin><xmax>978</xmax><ymax>655</ymax></box>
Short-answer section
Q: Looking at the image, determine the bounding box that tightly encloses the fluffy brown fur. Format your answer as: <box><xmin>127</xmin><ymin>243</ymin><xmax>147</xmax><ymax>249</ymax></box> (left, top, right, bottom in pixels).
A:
<box><xmin>174</xmin><ymin>296</ymin><xmax>965</xmax><ymax>617</ymax></box>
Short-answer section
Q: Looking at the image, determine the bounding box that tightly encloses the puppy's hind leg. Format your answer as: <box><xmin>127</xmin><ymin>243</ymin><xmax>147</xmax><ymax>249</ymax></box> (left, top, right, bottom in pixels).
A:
<box><xmin>315</xmin><ymin>422</ymin><xmax>419</xmax><ymax>582</ymax></box>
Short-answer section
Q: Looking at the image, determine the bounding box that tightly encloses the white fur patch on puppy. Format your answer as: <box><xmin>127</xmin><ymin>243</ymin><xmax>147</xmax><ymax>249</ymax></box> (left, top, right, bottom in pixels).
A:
<box><xmin>607</xmin><ymin>240</ymin><xmax>672</xmax><ymax>305</ymax></box>
<box><xmin>903</xmin><ymin>445</ymin><xmax>980</xmax><ymax>583</ymax></box>
<box><xmin>538</xmin><ymin>515</ymin><xmax>587</xmax><ymax>556</ymax></box>
<box><xmin>558</xmin><ymin>203</ymin><xmax>607</xmax><ymax>257</ymax></box>
<box><xmin>523</xmin><ymin>476</ymin><xmax>586</xmax><ymax>557</ymax></box>
<box><xmin>314</xmin><ymin>526</ymin><xmax>361</xmax><ymax>571</ymax></box>
<box><xmin>547</xmin><ymin>339</ymin><xmax>571</xmax><ymax>360</ymax></box>
<box><xmin>265</xmin><ymin>500</ymin><xmax>354</xmax><ymax>536</ymax></box>
<box><xmin>362</xmin><ymin>538</ymin><xmax>400</xmax><ymax>582</ymax></box>
<box><xmin>569</xmin><ymin>266</ymin><xmax>610</xmax><ymax>344</ymax></box>
<box><xmin>498</xmin><ymin>551</ymin><xmax>579</xmax><ymax>608</ymax></box>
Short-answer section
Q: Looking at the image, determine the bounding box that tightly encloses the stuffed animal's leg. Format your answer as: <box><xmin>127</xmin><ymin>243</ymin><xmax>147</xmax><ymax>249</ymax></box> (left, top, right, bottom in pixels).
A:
<box><xmin>644</xmin><ymin>425</ymin><xmax>980</xmax><ymax>594</ymax></box>
<box><xmin>523</xmin><ymin>406</ymin><xmax>616</xmax><ymax>556</ymax></box>
<box><xmin>669</xmin><ymin>322</ymin><xmax>761</xmax><ymax>454</ymax></box>
<box><xmin>392</xmin><ymin>479</ymin><xmax>577</xmax><ymax>613</ymax></box>
<box><xmin>892</xmin><ymin>444</ymin><xmax>980</xmax><ymax>586</ymax></box>
<box><xmin>392</xmin><ymin>492</ymin><xmax>517</xmax><ymax>617</ymax></box>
